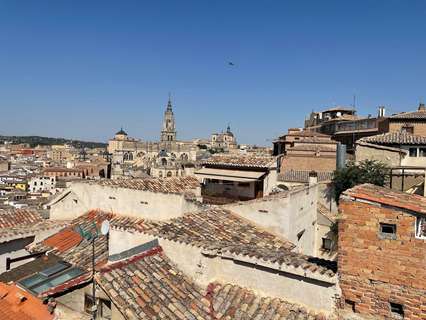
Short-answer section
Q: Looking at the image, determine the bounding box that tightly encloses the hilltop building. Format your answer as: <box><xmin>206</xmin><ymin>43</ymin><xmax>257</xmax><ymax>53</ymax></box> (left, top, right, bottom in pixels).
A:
<box><xmin>107</xmin><ymin>97</ymin><xmax>206</xmax><ymax>178</ymax></box>
<box><xmin>210</xmin><ymin>125</ymin><xmax>237</xmax><ymax>150</ymax></box>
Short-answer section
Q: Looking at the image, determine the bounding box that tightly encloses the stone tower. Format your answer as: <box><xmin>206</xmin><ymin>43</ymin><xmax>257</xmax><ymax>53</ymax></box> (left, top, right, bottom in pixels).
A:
<box><xmin>160</xmin><ymin>95</ymin><xmax>177</xmax><ymax>142</ymax></box>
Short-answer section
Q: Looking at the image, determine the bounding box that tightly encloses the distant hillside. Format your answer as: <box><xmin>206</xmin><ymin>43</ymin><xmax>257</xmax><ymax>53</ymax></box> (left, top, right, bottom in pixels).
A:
<box><xmin>0</xmin><ymin>135</ymin><xmax>107</xmax><ymax>149</ymax></box>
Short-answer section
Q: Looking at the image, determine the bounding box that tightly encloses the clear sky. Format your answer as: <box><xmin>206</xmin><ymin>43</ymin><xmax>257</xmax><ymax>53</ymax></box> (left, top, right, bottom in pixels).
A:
<box><xmin>1</xmin><ymin>1</ymin><xmax>425</xmax><ymax>145</ymax></box>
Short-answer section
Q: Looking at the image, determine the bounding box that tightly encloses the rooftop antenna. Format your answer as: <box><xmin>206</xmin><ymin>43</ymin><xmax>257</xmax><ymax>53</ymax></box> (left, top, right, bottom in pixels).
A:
<box><xmin>352</xmin><ymin>94</ymin><xmax>357</xmax><ymax>152</ymax></box>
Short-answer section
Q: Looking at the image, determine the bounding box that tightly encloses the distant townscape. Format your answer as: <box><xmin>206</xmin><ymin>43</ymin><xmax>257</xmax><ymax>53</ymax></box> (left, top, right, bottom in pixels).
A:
<box><xmin>0</xmin><ymin>97</ymin><xmax>425</xmax><ymax>319</ymax></box>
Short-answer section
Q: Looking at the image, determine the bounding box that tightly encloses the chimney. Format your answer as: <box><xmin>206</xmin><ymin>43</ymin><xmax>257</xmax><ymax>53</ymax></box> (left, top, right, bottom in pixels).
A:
<box><xmin>378</xmin><ymin>106</ymin><xmax>386</xmax><ymax>118</ymax></box>
<box><xmin>418</xmin><ymin>102</ymin><xmax>426</xmax><ymax>112</ymax></box>
<box><xmin>308</xmin><ymin>170</ymin><xmax>318</xmax><ymax>186</ymax></box>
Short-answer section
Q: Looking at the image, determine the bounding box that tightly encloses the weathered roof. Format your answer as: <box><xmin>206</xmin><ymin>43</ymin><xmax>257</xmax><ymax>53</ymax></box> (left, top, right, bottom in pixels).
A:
<box><xmin>343</xmin><ymin>183</ymin><xmax>426</xmax><ymax>216</ymax></box>
<box><xmin>278</xmin><ymin>170</ymin><xmax>334</xmax><ymax>183</ymax></box>
<box><xmin>0</xmin><ymin>220</ymin><xmax>69</xmax><ymax>242</ymax></box>
<box><xmin>202</xmin><ymin>155</ymin><xmax>276</xmax><ymax>169</ymax></box>
<box><xmin>389</xmin><ymin>104</ymin><xmax>426</xmax><ymax>119</ymax></box>
<box><xmin>96</xmin><ymin>246</ymin><xmax>322</xmax><ymax>320</ymax></box>
<box><xmin>360</xmin><ymin>131</ymin><xmax>426</xmax><ymax>145</ymax></box>
<box><xmin>0</xmin><ymin>283</ymin><xmax>54</xmax><ymax>320</ymax></box>
<box><xmin>29</xmin><ymin>210</ymin><xmax>114</xmax><ymax>270</ymax></box>
<box><xmin>83</xmin><ymin>176</ymin><xmax>200</xmax><ymax>194</ymax></box>
<box><xmin>112</xmin><ymin>208</ymin><xmax>336</xmax><ymax>278</ymax></box>
<box><xmin>0</xmin><ymin>209</ymin><xmax>43</xmax><ymax>228</ymax></box>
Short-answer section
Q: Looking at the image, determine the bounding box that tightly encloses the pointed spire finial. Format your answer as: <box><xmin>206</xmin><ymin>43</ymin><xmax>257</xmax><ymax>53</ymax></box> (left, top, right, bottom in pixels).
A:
<box><xmin>167</xmin><ymin>92</ymin><xmax>173</xmax><ymax>111</ymax></box>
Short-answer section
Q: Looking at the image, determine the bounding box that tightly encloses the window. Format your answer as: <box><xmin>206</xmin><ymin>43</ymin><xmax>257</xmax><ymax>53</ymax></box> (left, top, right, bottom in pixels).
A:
<box><xmin>401</xmin><ymin>125</ymin><xmax>413</xmax><ymax>134</ymax></box>
<box><xmin>415</xmin><ymin>217</ymin><xmax>426</xmax><ymax>239</ymax></box>
<box><xmin>345</xmin><ymin>300</ymin><xmax>356</xmax><ymax>312</ymax></box>
<box><xmin>419</xmin><ymin>148</ymin><xmax>426</xmax><ymax>157</ymax></box>
<box><xmin>379</xmin><ymin>223</ymin><xmax>397</xmax><ymax>240</ymax></box>
<box><xmin>409</xmin><ymin>148</ymin><xmax>417</xmax><ymax>157</ymax></box>
<box><xmin>238</xmin><ymin>182</ymin><xmax>250</xmax><ymax>188</ymax></box>
<box><xmin>390</xmin><ymin>302</ymin><xmax>404</xmax><ymax>319</ymax></box>
<box><xmin>322</xmin><ymin>238</ymin><xmax>333</xmax><ymax>251</ymax></box>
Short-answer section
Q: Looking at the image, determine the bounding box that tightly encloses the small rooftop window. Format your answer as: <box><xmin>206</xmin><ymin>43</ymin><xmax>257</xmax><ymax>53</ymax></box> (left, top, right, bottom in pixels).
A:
<box><xmin>322</xmin><ymin>238</ymin><xmax>333</xmax><ymax>251</ymax></box>
<box><xmin>18</xmin><ymin>262</ymin><xmax>84</xmax><ymax>295</ymax></box>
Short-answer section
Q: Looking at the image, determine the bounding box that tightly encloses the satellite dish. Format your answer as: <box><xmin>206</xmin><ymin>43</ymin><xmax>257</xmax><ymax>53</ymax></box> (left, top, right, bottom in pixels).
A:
<box><xmin>101</xmin><ymin>220</ymin><xmax>110</xmax><ymax>236</ymax></box>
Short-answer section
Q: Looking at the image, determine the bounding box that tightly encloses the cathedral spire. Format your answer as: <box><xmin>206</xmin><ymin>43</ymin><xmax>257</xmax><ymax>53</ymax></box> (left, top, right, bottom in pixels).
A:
<box><xmin>167</xmin><ymin>92</ymin><xmax>173</xmax><ymax>112</ymax></box>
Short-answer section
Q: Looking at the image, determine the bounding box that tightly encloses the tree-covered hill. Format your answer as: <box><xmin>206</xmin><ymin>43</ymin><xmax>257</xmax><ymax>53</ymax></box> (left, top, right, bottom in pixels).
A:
<box><xmin>0</xmin><ymin>135</ymin><xmax>107</xmax><ymax>149</ymax></box>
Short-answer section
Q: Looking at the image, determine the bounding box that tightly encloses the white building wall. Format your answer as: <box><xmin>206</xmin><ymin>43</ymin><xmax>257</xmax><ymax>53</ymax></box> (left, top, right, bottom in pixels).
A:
<box><xmin>49</xmin><ymin>183</ymin><xmax>202</xmax><ymax>220</ymax></box>
<box><xmin>224</xmin><ymin>185</ymin><xmax>318</xmax><ymax>256</ymax></box>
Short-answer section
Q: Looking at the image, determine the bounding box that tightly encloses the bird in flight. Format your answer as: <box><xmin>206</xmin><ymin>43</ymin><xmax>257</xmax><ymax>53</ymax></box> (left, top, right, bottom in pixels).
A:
<box><xmin>228</xmin><ymin>62</ymin><xmax>235</xmax><ymax>66</ymax></box>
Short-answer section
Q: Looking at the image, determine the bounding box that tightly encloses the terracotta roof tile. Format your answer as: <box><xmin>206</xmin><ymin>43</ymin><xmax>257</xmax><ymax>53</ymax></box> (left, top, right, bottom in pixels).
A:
<box><xmin>30</xmin><ymin>210</ymin><xmax>114</xmax><ymax>270</ymax></box>
<box><xmin>0</xmin><ymin>209</ymin><xmax>43</xmax><ymax>229</ymax></box>
<box><xmin>0</xmin><ymin>283</ymin><xmax>54</xmax><ymax>320</ymax></box>
<box><xmin>96</xmin><ymin>247</ymin><xmax>322</xmax><ymax>320</ymax></box>
<box><xmin>84</xmin><ymin>176</ymin><xmax>200</xmax><ymax>194</ymax></box>
<box><xmin>202</xmin><ymin>155</ymin><xmax>276</xmax><ymax>169</ymax></box>
<box><xmin>360</xmin><ymin>131</ymin><xmax>426</xmax><ymax>145</ymax></box>
<box><xmin>343</xmin><ymin>183</ymin><xmax>426</xmax><ymax>216</ymax></box>
<box><xmin>112</xmin><ymin>208</ymin><xmax>336</xmax><ymax>277</ymax></box>
<box><xmin>0</xmin><ymin>220</ymin><xmax>69</xmax><ymax>242</ymax></box>
<box><xmin>43</xmin><ymin>228</ymin><xmax>83</xmax><ymax>252</ymax></box>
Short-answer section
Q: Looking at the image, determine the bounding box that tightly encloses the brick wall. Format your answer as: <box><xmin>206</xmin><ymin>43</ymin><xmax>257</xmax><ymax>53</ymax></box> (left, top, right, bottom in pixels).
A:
<box><xmin>389</xmin><ymin>121</ymin><xmax>426</xmax><ymax>135</ymax></box>
<box><xmin>281</xmin><ymin>155</ymin><xmax>336</xmax><ymax>172</ymax></box>
<box><xmin>338</xmin><ymin>200</ymin><xmax>426</xmax><ymax>319</ymax></box>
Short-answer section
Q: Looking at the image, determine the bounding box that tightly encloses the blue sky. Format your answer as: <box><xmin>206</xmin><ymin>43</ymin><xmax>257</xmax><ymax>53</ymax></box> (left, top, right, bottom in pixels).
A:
<box><xmin>0</xmin><ymin>1</ymin><xmax>425</xmax><ymax>145</ymax></box>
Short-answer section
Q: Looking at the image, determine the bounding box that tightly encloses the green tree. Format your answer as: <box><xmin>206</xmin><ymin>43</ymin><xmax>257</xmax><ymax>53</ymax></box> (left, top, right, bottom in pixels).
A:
<box><xmin>332</xmin><ymin>160</ymin><xmax>389</xmax><ymax>203</ymax></box>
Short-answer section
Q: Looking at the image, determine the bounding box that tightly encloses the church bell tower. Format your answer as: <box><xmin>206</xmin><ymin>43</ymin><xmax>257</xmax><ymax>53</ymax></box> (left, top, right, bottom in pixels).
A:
<box><xmin>160</xmin><ymin>94</ymin><xmax>177</xmax><ymax>142</ymax></box>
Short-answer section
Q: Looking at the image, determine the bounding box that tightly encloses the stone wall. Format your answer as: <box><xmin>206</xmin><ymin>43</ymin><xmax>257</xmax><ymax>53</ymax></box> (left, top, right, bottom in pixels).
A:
<box><xmin>355</xmin><ymin>144</ymin><xmax>402</xmax><ymax>167</ymax></box>
<box><xmin>281</xmin><ymin>155</ymin><xmax>336</xmax><ymax>172</ymax></box>
<box><xmin>389</xmin><ymin>121</ymin><xmax>426</xmax><ymax>135</ymax></box>
<box><xmin>338</xmin><ymin>199</ymin><xmax>426</xmax><ymax>319</ymax></box>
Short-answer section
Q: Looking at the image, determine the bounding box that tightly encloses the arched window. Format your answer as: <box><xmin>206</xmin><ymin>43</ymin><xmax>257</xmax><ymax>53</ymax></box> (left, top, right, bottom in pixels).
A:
<box><xmin>161</xmin><ymin>158</ymin><xmax>167</xmax><ymax>166</ymax></box>
<box><xmin>180</xmin><ymin>153</ymin><xmax>188</xmax><ymax>161</ymax></box>
<box><xmin>167</xmin><ymin>171</ymin><xmax>172</xmax><ymax>177</ymax></box>
<box><xmin>159</xmin><ymin>171</ymin><xmax>163</xmax><ymax>178</ymax></box>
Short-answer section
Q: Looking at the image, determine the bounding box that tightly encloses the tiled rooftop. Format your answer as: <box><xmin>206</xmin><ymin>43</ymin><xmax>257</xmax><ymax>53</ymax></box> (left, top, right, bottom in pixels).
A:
<box><xmin>0</xmin><ymin>209</ymin><xmax>43</xmax><ymax>228</ymax></box>
<box><xmin>96</xmin><ymin>246</ymin><xmax>322</xmax><ymax>320</ymax></box>
<box><xmin>389</xmin><ymin>104</ymin><xmax>426</xmax><ymax>119</ymax></box>
<box><xmin>202</xmin><ymin>155</ymin><xmax>276</xmax><ymax>169</ymax></box>
<box><xmin>84</xmin><ymin>176</ymin><xmax>200</xmax><ymax>194</ymax></box>
<box><xmin>278</xmin><ymin>170</ymin><xmax>334</xmax><ymax>183</ymax></box>
<box><xmin>29</xmin><ymin>210</ymin><xmax>114</xmax><ymax>270</ymax></box>
<box><xmin>343</xmin><ymin>183</ymin><xmax>426</xmax><ymax>216</ymax></box>
<box><xmin>0</xmin><ymin>282</ymin><xmax>54</xmax><ymax>320</ymax></box>
<box><xmin>0</xmin><ymin>220</ymin><xmax>68</xmax><ymax>242</ymax></box>
<box><xmin>360</xmin><ymin>131</ymin><xmax>426</xmax><ymax>145</ymax></box>
<box><xmin>112</xmin><ymin>208</ymin><xmax>336</xmax><ymax>277</ymax></box>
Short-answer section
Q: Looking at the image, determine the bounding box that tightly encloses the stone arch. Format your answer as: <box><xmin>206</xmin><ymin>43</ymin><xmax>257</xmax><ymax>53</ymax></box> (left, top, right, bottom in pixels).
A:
<box><xmin>161</xmin><ymin>158</ymin><xmax>167</xmax><ymax>166</ymax></box>
<box><xmin>167</xmin><ymin>171</ymin><xmax>172</xmax><ymax>177</ymax></box>
<box><xmin>159</xmin><ymin>171</ymin><xmax>163</xmax><ymax>178</ymax></box>
<box><xmin>180</xmin><ymin>153</ymin><xmax>188</xmax><ymax>161</ymax></box>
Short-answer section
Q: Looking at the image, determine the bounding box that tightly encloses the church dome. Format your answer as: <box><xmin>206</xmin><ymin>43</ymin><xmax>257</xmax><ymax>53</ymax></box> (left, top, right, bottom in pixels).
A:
<box><xmin>115</xmin><ymin>128</ymin><xmax>128</xmax><ymax>136</ymax></box>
